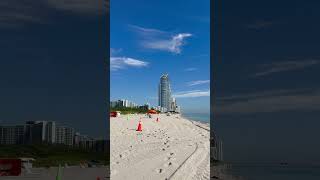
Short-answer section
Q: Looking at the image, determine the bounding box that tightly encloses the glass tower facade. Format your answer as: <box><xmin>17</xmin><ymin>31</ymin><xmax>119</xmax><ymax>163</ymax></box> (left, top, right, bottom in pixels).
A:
<box><xmin>158</xmin><ymin>74</ymin><xmax>172</xmax><ymax>111</ymax></box>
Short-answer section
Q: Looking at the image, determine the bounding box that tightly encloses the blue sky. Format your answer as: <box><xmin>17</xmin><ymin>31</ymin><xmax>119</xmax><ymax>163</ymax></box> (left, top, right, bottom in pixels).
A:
<box><xmin>214</xmin><ymin>0</ymin><xmax>320</xmax><ymax>163</ymax></box>
<box><xmin>0</xmin><ymin>1</ymin><xmax>107</xmax><ymax>138</ymax></box>
<box><xmin>110</xmin><ymin>0</ymin><xmax>210</xmax><ymax>113</ymax></box>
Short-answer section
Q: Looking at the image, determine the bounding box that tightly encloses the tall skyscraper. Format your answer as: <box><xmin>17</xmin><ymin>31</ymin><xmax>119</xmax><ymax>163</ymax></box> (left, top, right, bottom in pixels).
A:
<box><xmin>158</xmin><ymin>74</ymin><xmax>172</xmax><ymax>111</ymax></box>
<box><xmin>170</xmin><ymin>97</ymin><xmax>177</xmax><ymax>112</ymax></box>
<box><xmin>25</xmin><ymin>121</ymin><xmax>56</xmax><ymax>144</ymax></box>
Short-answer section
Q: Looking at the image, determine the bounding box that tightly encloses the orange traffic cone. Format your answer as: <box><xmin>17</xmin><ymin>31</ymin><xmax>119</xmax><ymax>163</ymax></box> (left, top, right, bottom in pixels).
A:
<box><xmin>136</xmin><ymin>121</ymin><xmax>142</xmax><ymax>131</ymax></box>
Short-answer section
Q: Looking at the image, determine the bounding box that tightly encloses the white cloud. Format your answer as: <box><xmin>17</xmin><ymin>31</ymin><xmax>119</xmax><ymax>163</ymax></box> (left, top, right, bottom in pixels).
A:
<box><xmin>129</xmin><ymin>24</ymin><xmax>166</xmax><ymax>35</ymax></box>
<box><xmin>130</xmin><ymin>25</ymin><xmax>192</xmax><ymax>54</ymax></box>
<box><xmin>45</xmin><ymin>0</ymin><xmax>106</xmax><ymax>15</ymax></box>
<box><xmin>0</xmin><ymin>0</ymin><xmax>106</xmax><ymax>28</ymax></box>
<box><xmin>184</xmin><ymin>68</ymin><xmax>197</xmax><ymax>72</ymax></box>
<box><xmin>216</xmin><ymin>89</ymin><xmax>320</xmax><ymax>114</ymax></box>
<box><xmin>110</xmin><ymin>57</ymin><xmax>149</xmax><ymax>71</ymax></box>
<box><xmin>254</xmin><ymin>59</ymin><xmax>320</xmax><ymax>77</ymax></box>
<box><xmin>0</xmin><ymin>1</ymin><xmax>49</xmax><ymax>27</ymax></box>
<box><xmin>173</xmin><ymin>90</ymin><xmax>210</xmax><ymax>98</ymax></box>
<box><xmin>187</xmin><ymin>80</ymin><xmax>210</xmax><ymax>86</ymax></box>
<box><xmin>143</xmin><ymin>33</ymin><xmax>192</xmax><ymax>54</ymax></box>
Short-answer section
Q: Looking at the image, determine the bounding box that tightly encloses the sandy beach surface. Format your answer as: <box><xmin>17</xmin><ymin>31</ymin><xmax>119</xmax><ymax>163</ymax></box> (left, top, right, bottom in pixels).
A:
<box><xmin>110</xmin><ymin>113</ymin><xmax>210</xmax><ymax>180</ymax></box>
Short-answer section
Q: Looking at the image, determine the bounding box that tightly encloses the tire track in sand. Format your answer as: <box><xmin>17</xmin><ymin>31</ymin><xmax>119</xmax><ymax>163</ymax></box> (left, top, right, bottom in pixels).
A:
<box><xmin>166</xmin><ymin>143</ymin><xmax>199</xmax><ymax>180</ymax></box>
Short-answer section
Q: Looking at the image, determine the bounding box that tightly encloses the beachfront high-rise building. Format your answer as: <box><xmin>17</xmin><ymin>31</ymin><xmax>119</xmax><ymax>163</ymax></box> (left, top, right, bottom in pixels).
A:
<box><xmin>25</xmin><ymin>121</ymin><xmax>56</xmax><ymax>144</ymax></box>
<box><xmin>110</xmin><ymin>99</ymin><xmax>139</xmax><ymax>108</ymax></box>
<box><xmin>0</xmin><ymin>125</ymin><xmax>25</xmax><ymax>145</ymax></box>
<box><xmin>170</xmin><ymin>97</ymin><xmax>177</xmax><ymax>112</ymax></box>
<box><xmin>0</xmin><ymin>121</ymin><xmax>105</xmax><ymax>151</ymax></box>
<box><xmin>158</xmin><ymin>74</ymin><xmax>172</xmax><ymax>112</ymax></box>
<box><xmin>55</xmin><ymin>126</ymin><xmax>75</xmax><ymax>146</ymax></box>
<box><xmin>175</xmin><ymin>105</ymin><xmax>181</xmax><ymax>113</ymax></box>
<box><xmin>45</xmin><ymin>121</ymin><xmax>56</xmax><ymax>144</ymax></box>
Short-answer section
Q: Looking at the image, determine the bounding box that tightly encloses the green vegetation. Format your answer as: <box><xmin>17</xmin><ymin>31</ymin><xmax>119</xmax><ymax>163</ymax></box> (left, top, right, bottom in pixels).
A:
<box><xmin>210</xmin><ymin>158</ymin><xmax>224</xmax><ymax>166</ymax></box>
<box><xmin>110</xmin><ymin>106</ymin><xmax>148</xmax><ymax>114</ymax></box>
<box><xmin>0</xmin><ymin>144</ymin><xmax>109</xmax><ymax>167</ymax></box>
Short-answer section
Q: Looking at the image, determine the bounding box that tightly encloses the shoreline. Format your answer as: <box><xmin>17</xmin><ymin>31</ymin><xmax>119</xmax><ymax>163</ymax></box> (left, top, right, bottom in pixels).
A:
<box><xmin>180</xmin><ymin>113</ymin><xmax>210</xmax><ymax>132</ymax></box>
<box><xmin>181</xmin><ymin>113</ymin><xmax>210</xmax><ymax>126</ymax></box>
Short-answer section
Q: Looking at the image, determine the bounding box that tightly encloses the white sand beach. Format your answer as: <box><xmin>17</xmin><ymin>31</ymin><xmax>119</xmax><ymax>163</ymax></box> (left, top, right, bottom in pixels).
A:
<box><xmin>110</xmin><ymin>113</ymin><xmax>210</xmax><ymax>180</ymax></box>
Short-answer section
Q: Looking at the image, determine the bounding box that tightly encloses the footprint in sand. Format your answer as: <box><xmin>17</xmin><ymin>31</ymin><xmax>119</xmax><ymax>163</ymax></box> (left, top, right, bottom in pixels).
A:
<box><xmin>164</xmin><ymin>161</ymin><xmax>172</xmax><ymax>167</ymax></box>
<box><xmin>119</xmin><ymin>154</ymin><xmax>122</xmax><ymax>158</ymax></box>
<box><xmin>162</xmin><ymin>148</ymin><xmax>166</xmax><ymax>151</ymax></box>
<box><xmin>170</xmin><ymin>152</ymin><xmax>174</xmax><ymax>156</ymax></box>
<box><xmin>158</xmin><ymin>168</ymin><xmax>163</xmax><ymax>173</ymax></box>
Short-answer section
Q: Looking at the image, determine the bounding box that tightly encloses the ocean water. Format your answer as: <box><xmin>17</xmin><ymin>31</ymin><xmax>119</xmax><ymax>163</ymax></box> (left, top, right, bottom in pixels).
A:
<box><xmin>182</xmin><ymin>112</ymin><xmax>210</xmax><ymax>123</ymax></box>
<box><xmin>220</xmin><ymin>163</ymin><xmax>320</xmax><ymax>180</ymax></box>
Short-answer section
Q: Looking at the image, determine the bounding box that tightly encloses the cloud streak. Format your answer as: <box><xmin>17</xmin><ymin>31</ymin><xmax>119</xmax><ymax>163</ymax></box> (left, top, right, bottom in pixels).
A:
<box><xmin>184</xmin><ymin>68</ymin><xmax>197</xmax><ymax>72</ymax></box>
<box><xmin>129</xmin><ymin>24</ymin><xmax>167</xmax><ymax>35</ymax></box>
<box><xmin>253</xmin><ymin>59</ymin><xmax>320</xmax><ymax>77</ymax></box>
<box><xmin>187</xmin><ymin>80</ymin><xmax>210</xmax><ymax>86</ymax></box>
<box><xmin>130</xmin><ymin>25</ymin><xmax>192</xmax><ymax>54</ymax></box>
<box><xmin>45</xmin><ymin>0</ymin><xmax>106</xmax><ymax>15</ymax></box>
<box><xmin>173</xmin><ymin>90</ymin><xmax>210</xmax><ymax>98</ymax></box>
<box><xmin>246</xmin><ymin>20</ymin><xmax>274</xmax><ymax>30</ymax></box>
<box><xmin>0</xmin><ymin>1</ymin><xmax>49</xmax><ymax>27</ymax></box>
<box><xmin>0</xmin><ymin>0</ymin><xmax>105</xmax><ymax>27</ymax></box>
<box><xmin>215</xmin><ymin>89</ymin><xmax>320</xmax><ymax>114</ymax></box>
<box><xmin>110</xmin><ymin>57</ymin><xmax>149</xmax><ymax>71</ymax></box>
<box><xmin>143</xmin><ymin>33</ymin><xmax>192</xmax><ymax>54</ymax></box>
